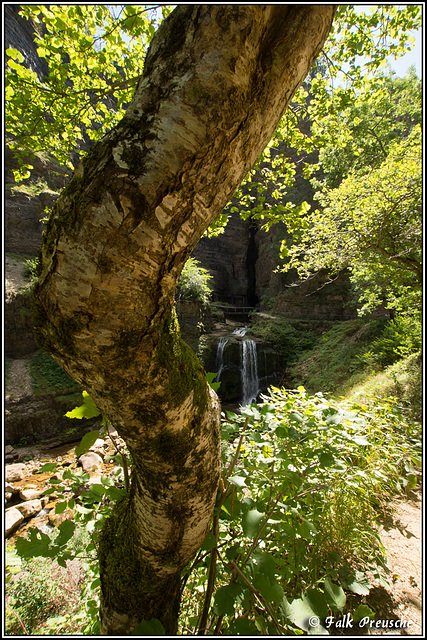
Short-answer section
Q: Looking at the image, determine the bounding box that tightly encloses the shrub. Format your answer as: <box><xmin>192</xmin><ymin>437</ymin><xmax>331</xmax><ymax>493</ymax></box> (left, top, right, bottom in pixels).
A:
<box><xmin>361</xmin><ymin>312</ymin><xmax>422</xmax><ymax>368</ymax></box>
<box><xmin>22</xmin><ymin>256</ymin><xmax>40</xmax><ymax>284</ymax></box>
<box><xmin>179</xmin><ymin>387</ymin><xmax>421</xmax><ymax>634</ymax></box>
<box><xmin>176</xmin><ymin>258</ymin><xmax>213</xmax><ymax>305</ymax></box>
<box><xmin>5</xmin><ymin>556</ymin><xmax>70</xmax><ymax>634</ymax></box>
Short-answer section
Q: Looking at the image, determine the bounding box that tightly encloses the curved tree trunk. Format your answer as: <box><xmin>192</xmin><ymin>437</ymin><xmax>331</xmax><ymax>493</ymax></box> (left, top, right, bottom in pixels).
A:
<box><xmin>34</xmin><ymin>5</ymin><xmax>335</xmax><ymax>634</ymax></box>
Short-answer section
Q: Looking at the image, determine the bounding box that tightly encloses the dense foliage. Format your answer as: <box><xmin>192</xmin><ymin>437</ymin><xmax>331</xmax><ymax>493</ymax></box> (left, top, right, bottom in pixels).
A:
<box><xmin>6</xmin><ymin>5</ymin><xmax>171</xmax><ymax>180</ymax></box>
<box><xmin>175</xmin><ymin>258</ymin><xmax>213</xmax><ymax>306</ymax></box>
<box><xmin>7</xmin><ymin>387</ymin><xmax>421</xmax><ymax>634</ymax></box>
<box><xmin>282</xmin><ymin>125</ymin><xmax>422</xmax><ymax>316</ymax></box>
<box><xmin>6</xmin><ymin>5</ymin><xmax>421</xmax><ymax>192</ymax></box>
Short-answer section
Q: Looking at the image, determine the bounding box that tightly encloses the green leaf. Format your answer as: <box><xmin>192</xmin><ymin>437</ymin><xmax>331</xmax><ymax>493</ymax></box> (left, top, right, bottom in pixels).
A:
<box><xmin>206</xmin><ymin>372</ymin><xmax>220</xmax><ymax>391</ymax></box>
<box><xmin>55</xmin><ymin>17</ymin><xmax>67</xmax><ymax>31</ymax></box>
<box><xmin>131</xmin><ymin>618</ymin><xmax>165</xmax><ymax>635</ymax></box>
<box><xmin>65</xmin><ymin>390</ymin><xmax>100</xmax><ymax>420</ymax></box>
<box><xmin>106</xmin><ymin>486</ymin><xmax>126</xmax><ymax>500</ymax></box>
<box><xmin>15</xmin><ymin>528</ymin><xmax>52</xmax><ymax>558</ymax></box>
<box><xmin>55</xmin><ymin>501</ymin><xmax>68</xmax><ymax>514</ymax></box>
<box><xmin>346</xmin><ymin>575</ymin><xmax>370</xmax><ymax>596</ymax></box>
<box><xmin>228</xmin><ymin>475</ymin><xmax>246</xmax><ymax>488</ymax></box>
<box><xmin>260</xmin><ymin>403</ymin><xmax>274</xmax><ymax>415</ymax></box>
<box><xmin>275</xmin><ymin>426</ymin><xmax>287</xmax><ymax>438</ymax></box>
<box><xmin>201</xmin><ymin>531</ymin><xmax>217</xmax><ymax>551</ymax></box>
<box><xmin>287</xmin><ymin>589</ymin><xmax>330</xmax><ymax>634</ymax></box>
<box><xmin>75</xmin><ymin>430</ymin><xmax>101</xmax><ymax>457</ymax></box>
<box><xmin>300</xmin><ymin>518</ymin><xmax>318</xmax><ymax>539</ymax></box>
<box><xmin>7</xmin><ymin>59</ymin><xmax>23</xmax><ymax>71</ymax></box>
<box><xmin>252</xmin><ymin>551</ymin><xmax>276</xmax><ymax>580</ymax></box>
<box><xmin>37</xmin><ymin>462</ymin><xmax>58</xmax><ymax>473</ymax></box>
<box><xmin>323</xmin><ymin>577</ymin><xmax>346</xmax><ymax>612</ymax></box>
<box><xmin>253</xmin><ymin>573</ymin><xmax>285</xmax><ymax>604</ymax></box>
<box><xmin>6</xmin><ymin>47</ymin><xmax>24</xmax><ymax>62</ymax></box>
<box><xmin>89</xmin><ymin>483</ymin><xmax>106</xmax><ymax>496</ymax></box>
<box><xmin>213</xmin><ymin>583</ymin><xmax>244</xmax><ymax>615</ymax></box>
<box><xmin>227</xmin><ymin>617</ymin><xmax>259</xmax><ymax>635</ymax></box>
<box><xmin>352</xmin><ymin>603</ymin><xmax>375</xmax><ymax>623</ymax></box>
<box><xmin>54</xmin><ymin>519</ymin><xmax>76</xmax><ymax>547</ymax></box>
<box><xmin>242</xmin><ymin>509</ymin><xmax>264</xmax><ymax>538</ymax></box>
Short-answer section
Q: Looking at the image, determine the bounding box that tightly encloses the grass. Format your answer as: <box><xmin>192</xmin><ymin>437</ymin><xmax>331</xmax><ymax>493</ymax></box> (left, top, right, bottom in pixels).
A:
<box><xmin>250</xmin><ymin>316</ymin><xmax>333</xmax><ymax>363</ymax></box>
<box><xmin>284</xmin><ymin>316</ymin><xmax>421</xmax><ymax>422</ymax></box>
<box><xmin>287</xmin><ymin>318</ymin><xmax>388</xmax><ymax>393</ymax></box>
<box><xmin>30</xmin><ymin>350</ymin><xmax>81</xmax><ymax>396</ymax></box>
<box><xmin>345</xmin><ymin>351</ymin><xmax>422</xmax><ymax>422</ymax></box>
<box><xmin>5</xmin><ymin>526</ymin><xmax>92</xmax><ymax>635</ymax></box>
<box><xmin>7</xmin><ymin>177</ymin><xmax>59</xmax><ymax>197</ymax></box>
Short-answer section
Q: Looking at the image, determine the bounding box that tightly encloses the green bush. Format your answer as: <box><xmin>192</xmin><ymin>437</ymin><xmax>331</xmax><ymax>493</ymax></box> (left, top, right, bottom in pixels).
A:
<box><xmin>179</xmin><ymin>387</ymin><xmax>421</xmax><ymax>634</ymax></box>
<box><xmin>22</xmin><ymin>256</ymin><xmax>40</xmax><ymax>284</ymax></box>
<box><xmin>10</xmin><ymin>388</ymin><xmax>420</xmax><ymax>635</ymax></box>
<box><xmin>176</xmin><ymin>258</ymin><xmax>213</xmax><ymax>305</ymax></box>
<box><xmin>361</xmin><ymin>312</ymin><xmax>422</xmax><ymax>368</ymax></box>
<box><xmin>5</xmin><ymin>556</ymin><xmax>71</xmax><ymax>634</ymax></box>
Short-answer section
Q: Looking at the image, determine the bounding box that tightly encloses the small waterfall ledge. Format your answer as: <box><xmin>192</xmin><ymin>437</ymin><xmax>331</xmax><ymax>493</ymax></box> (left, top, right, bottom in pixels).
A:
<box><xmin>211</xmin><ymin>326</ymin><xmax>282</xmax><ymax>407</ymax></box>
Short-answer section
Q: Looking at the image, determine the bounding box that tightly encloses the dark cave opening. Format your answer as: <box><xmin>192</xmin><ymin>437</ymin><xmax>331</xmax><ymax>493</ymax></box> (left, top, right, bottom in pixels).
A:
<box><xmin>246</xmin><ymin>225</ymin><xmax>259</xmax><ymax>307</ymax></box>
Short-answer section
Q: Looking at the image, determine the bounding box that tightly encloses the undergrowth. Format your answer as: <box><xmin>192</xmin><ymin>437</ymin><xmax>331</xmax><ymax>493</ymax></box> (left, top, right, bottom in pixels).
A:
<box><xmin>6</xmin><ymin>386</ymin><xmax>421</xmax><ymax>635</ymax></box>
<box><xmin>287</xmin><ymin>318</ymin><xmax>387</xmax><ymax>393</ymax></box>
<box><xmin>250</xmin><ymin>317</ymin><xmax>332</xmax><ymax>364</ymax></box>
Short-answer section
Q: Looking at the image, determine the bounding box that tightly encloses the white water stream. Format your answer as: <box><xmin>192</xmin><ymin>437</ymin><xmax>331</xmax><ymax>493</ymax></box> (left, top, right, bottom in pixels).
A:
<box><xmin>214</xmin><ymin>327</ymin><xmax>260</xmax><ymax>407</ymax></box>
<box><xmin>241</xmin><ymin>339</ymin><xmax>259</xmax><ymax>407</ymax></box>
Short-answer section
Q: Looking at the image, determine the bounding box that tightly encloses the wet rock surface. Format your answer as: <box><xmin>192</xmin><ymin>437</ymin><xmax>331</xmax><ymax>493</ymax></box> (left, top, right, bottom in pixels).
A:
<box><xmin>5</xmin><ymin>429</ymin><xmax>126</xmax><ymax>539</ymax></box>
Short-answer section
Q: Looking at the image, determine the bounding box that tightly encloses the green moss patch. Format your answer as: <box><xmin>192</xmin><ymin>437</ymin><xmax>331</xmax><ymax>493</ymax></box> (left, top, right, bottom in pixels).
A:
<box><xmin>30</xmin><ymin>350</ymin><xmax>80</xmax><ymax>396</ymax></box>
<box><xmin>157</xmin><ymin>309</ymin><xmax>208</xmax><ymax>411</ymax></box>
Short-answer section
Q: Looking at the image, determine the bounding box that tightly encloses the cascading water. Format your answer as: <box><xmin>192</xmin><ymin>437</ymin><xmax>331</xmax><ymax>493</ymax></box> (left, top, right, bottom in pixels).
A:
<box><xmin>215</xmin><ymin>337</ymin><xmax>229</xmax><ymax>382</ymax></box>
<box><xmin>213</xmin><ymin>327</ymin><xmax>269</xmax><ymax>406</ymax></box>
<box><xmin>241</xmin><ymin>338</ymin><xmax>259</xmax><ymax>407</ymax></box>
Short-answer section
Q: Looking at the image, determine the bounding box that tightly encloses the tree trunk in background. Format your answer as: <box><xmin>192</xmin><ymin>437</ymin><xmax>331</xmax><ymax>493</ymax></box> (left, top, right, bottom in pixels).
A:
<box><xmin>34</xmin><ymin>5</ymin><xmax>335</xmax><ymax>634</ymax></box>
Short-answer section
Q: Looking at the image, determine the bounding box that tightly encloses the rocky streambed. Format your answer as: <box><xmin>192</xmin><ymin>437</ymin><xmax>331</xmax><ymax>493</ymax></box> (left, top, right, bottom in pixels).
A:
<box><xmin>5</xmin><ymin>426</ymin><xmax>127</xmax><ymax>540</ymax></box>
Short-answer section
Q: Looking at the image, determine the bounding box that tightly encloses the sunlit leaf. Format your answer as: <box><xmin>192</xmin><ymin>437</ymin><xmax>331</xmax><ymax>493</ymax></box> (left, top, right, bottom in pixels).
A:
<box><xmin>242</xmin><ymin>508</ymin><xmax>264</xmax><ymax>538</ymax></box>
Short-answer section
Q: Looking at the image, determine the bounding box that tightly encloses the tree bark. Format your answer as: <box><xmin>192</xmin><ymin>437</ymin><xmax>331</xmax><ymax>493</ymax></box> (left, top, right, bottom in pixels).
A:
<box><xmin>34</xmin><ymin>4</ymin><xmax>335</xmax><ymax>634</ymax></box>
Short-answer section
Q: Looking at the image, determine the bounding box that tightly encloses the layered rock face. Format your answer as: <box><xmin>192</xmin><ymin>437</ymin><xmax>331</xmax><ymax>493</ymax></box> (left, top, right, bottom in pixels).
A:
<box><xmin>192</xmin><ymin>212</ymin><xmax>356</xmax><ymax>321</ymax></box>
<box><xmin>193</xmin><ymin>214</ymin><xmax>255</xmax><ymax>306</ymax></box>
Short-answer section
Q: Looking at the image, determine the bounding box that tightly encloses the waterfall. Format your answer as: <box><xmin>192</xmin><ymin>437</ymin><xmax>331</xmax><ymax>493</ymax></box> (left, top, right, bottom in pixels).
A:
<box><xmin>215</xmin><ymin>337</ymin><xmax>229</xmax><ymax>382</ymax></box>
<box><xmin>232</xmin><ymin>326</ymin><xmax>248</xmax><ymax>337</ymax></box>
<box><xmin>241</xmin><ymin>339</ymin><xmax>259</xmax><ymax>406</ymax></box>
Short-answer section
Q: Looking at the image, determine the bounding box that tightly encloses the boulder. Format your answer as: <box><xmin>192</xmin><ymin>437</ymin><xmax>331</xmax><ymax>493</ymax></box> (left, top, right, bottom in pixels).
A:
<box><xmin>19</xmin><ymin>488</ymin><xmax>44</xmax><ymax>501</ymax></box>
<box><xmin>6</xmin><ymin>463</ymin><xmax>29</xmax><ymax>483</ymax></box>
<box><xmin>5</xmin><ymin>444</ymin><xmax>19</xmax><ymax>463</ymax></box>
<box><xmin>78</xmin><ymin>452</ymin><xmax>103</xmax><ymax>473</ymax></box>
<box><xmin>16</xmin><ymin>498</ymin><xmax>42</xmax><ymax>518</ymax></box>
<box><xmin>87</xmin><ymin>473</ymin><xmax>103</xmax><ymax>486</ymax></box>
<box><xmin>6</xmin><ymin>507</ymin><xmax>25</xmax><ymax>537</ymax></box>
<box><xmin>89</xmin><ymin>438</ymin><xmax>106</xmax><ymax>456</ymax></box>
<box><xmin>48</xmin><ymin>506</ymin><xmax>74</xmax><ymax>527</ymax></box>
<box><xmin>5</xmin><ymin>483</ymin><xmax>20</xmax><ymax>495</ymax></box>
